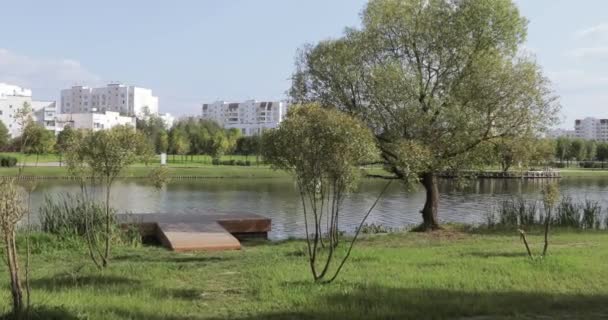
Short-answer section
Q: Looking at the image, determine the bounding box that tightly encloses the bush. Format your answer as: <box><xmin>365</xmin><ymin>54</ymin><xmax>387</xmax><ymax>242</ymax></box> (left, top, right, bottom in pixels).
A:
<box><xmin>0</xmin><ymin>156</ymin><xmax>17</xmax><ymax>167</ymax></box>
<box><xmin>551</xmin><ymin>162</ymin><xmax>567</xmax><ymax>168</ymax></box>
<box><xmin>579</xmin><ymin>161</ymin><xmax>607</xmax><ymax>169</ymax></box>
<box><xmin>212</xmin><ymin>158</ymin><xmax>252</xmax><ymax>166</ymax></box>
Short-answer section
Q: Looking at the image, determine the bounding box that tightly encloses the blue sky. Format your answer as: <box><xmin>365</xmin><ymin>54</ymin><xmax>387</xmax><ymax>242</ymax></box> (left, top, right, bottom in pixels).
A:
<box><xmin>1</xmin><ymin>0</ymin><xmax>606</xmax><ymax>128</ymax></box>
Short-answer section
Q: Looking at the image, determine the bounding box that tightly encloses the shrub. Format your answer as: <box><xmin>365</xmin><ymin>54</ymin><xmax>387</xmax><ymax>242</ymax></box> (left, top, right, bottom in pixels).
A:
<box><xmin>0</xmin><ymin>156</ymin><xmax>18</xmax><ymax>167</ymax></box>
<box><xmin>360</xmin><ymin>223</ymin><xmax>394</xmax><ymax>234</ymax></box>
<box><xmin>579</xmin><ymin>161</ymin><xmax>607</xmax><ymax>169</ymax></box>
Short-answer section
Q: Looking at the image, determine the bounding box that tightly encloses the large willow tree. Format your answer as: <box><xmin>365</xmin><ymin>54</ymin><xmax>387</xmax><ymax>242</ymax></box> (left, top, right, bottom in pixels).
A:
<box><xmin>291</xmin><ymin>0</ymin><xmax>559</xmax><ymax>230</ymax></box>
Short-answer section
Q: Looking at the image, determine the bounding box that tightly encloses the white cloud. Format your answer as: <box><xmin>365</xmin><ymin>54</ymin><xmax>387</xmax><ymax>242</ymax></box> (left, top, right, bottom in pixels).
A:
<box><xmin>0</xmin><ymin>48</ymin><xmax>102</xmax><ymax>98</ymax></box>
<box><xmin>565</xmin><ymin>46</ymin><xmax>608</xmax><ymax>59</ymax></box>
<box><xmin>575</xmin><ymin>23</ymin><xmax>608</xmax><ymax>42</ymax></box>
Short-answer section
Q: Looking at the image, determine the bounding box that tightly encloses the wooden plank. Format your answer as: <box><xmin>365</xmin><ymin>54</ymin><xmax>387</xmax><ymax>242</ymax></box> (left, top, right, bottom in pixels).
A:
<box><xmin>117</xmin><ymin>211</ymin><xmax>271</xmax><ymax>252</ymax></box>
<box><xmin>157</xmin><ymin>222</ymin><xmax>241</xmax><ymax>252</ymax></box>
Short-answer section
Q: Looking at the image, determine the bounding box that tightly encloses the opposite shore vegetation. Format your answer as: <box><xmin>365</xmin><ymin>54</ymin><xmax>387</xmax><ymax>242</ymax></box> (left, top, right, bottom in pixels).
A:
<box><xmin>0</xmin><ymin>0</ymin><xmax>607</xmax><ymax>319</ymax></box>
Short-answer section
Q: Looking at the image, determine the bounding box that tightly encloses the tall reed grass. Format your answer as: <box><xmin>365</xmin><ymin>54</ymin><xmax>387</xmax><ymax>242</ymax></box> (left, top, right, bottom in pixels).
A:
<box><xmin>488</xmin><ymin>196</ymin><xmax>605</xmax><ymax>230</ymax></box>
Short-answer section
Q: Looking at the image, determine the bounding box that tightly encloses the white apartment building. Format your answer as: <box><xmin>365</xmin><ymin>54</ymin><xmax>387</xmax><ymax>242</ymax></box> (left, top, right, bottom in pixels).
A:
<box><xmin>55</xmin><ymin>111</ymin><xmax>136</xmax><ymax>132</ymax></box>
<box><xmin>60</xmin><ymin>83</ymin><xmax>159</xmax><ymax>117</ymax></box>
<box><xmin>574</xmin><ymin>117</ymin><xmax>608</xmax><ymax>141</ymax></box>
<box><xmin>201</xmin><ymin>100</ymin><xmax>289</xmax><ymax>136</ymax></box>
<box><xmin>0</xmin><ymin>83</ymin><xmax>55</xmax><ymax>138</ymax></box>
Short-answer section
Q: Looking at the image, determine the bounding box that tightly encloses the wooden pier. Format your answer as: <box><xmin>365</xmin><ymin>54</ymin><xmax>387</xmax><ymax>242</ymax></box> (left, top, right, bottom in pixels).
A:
<box><xmin>117</xmin><ymin>212</ymin><xmax>271</xmax><ymax>252</ymax></box>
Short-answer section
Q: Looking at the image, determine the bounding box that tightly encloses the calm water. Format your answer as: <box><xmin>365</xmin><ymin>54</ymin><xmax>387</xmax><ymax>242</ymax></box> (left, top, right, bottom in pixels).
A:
<box><xmin>25</xmin><ymin>177</ymin><xmax>608</xmax><ymax>240</ymax></box>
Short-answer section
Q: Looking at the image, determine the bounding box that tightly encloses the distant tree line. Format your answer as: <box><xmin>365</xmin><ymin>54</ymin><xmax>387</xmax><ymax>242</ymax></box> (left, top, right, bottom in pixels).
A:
<box><xmin>0</xmin><ymin>110</ymin><xmax>265</xmax><ymax>165</ymax></box>
<box><xmin>554</xmin><ymin>137</ymin><xmax>608</xmax><ymax>167</ymax></box>
<box><xmin>136</xmin><ymin>115</ymin><xmax>263</xmax><ymax>162</ymax></box>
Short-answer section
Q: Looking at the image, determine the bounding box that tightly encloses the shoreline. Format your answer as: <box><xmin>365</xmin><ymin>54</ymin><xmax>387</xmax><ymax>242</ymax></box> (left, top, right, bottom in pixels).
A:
<box><xmin>1</xmin><ymin>165</ymin><xmax>607</xmax><ymax>179</ymax></box>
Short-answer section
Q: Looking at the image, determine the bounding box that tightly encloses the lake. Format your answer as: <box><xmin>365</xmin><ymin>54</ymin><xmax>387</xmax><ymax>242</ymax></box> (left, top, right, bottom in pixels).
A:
<box><xmin>24</xmin><ymin>177</ymin><xmax>608</xmax><ymax>239</ymax></box>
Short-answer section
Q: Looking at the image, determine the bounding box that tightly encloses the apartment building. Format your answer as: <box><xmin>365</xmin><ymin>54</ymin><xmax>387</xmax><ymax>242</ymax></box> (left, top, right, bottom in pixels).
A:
<box><xmin>201</xmin><ymin>100</ymin><xmax>289</xmax><ymax>136</ymax></box>
<box><xmin>0</xmin><ymin>83</ymin><xmax>55</xmax><ymax>138</ymax></box>
<box><xmin>60</xmin><ymin>83</ymin><xmax>159</xmax><ymax>117</ymax></box>
<box><xmin>574</xmin><ymin>117</ymin><xmax>608</xmax><ymax>141</ymax></box>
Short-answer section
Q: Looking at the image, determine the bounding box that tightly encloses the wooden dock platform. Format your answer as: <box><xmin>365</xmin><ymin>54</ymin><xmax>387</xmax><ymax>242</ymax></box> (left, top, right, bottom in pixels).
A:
<box><xmin>117</xmin><ymin>212</ymin><xmax>271</xmax><ymax>252</ymax></box>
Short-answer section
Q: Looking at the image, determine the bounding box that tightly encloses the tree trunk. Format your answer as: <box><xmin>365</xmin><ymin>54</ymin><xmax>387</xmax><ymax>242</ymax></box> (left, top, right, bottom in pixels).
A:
<box><xmin>416</xmin><ymin>172</ymin><xmax>441</xmax><ymax>231</ymax></box>
<box><xmin>103</xmin><ymin>180</ymin><xmax>111</xmax><ymax>268</ymax></box>
<box><xmin>5</xmin><ymin>233</ymin><xmax>23</xmax><ymax>316</ymax></box>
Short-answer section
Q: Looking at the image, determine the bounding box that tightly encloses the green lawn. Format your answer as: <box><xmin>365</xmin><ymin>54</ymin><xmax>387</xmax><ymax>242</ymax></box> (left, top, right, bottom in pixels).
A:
<box><xmin>0</xmin><ymin>152</ymin><xmax>261</xmax><ymax>166</ymax></box>
<box><xmin>0</xmin><ymin>152</ymin><xmax>61</xmax><ymax>163</ymax></box>
<box><xmin>4</xmin><ymin>228</ymin><xmax>608</xmax><ymax>319</ymax></box>
<box><xmin>0</xmin><ymin>165</ymin><xmax>288</xmax><ymax>179</ymax></box>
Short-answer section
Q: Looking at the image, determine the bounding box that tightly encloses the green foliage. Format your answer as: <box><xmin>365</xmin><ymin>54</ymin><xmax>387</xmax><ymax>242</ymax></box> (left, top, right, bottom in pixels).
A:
<box><xmin>292</xmin><ymin>0</ymin><xmax>559</xmax><ymax>227</ymax></box>
<box><xmin>168</xmin><ymin>118</ymin><xmax>241</xmax><ymax>160</ymax></box>
<box><xmin>55</xmin><ymin>125</ymin><xmax>77</xmax><ymax>155</ymax></box>
<box><xmin>168</xmin><ymin>128</ymin><xmax>190</xmax><ymax>158</ymax></box>
<box><xmin>263</xmin><ymin>104</ymin><xmax>378</xmax><ymax>192</ymax></box>
<box><xmin>555</xmin><ymin>137</ymin><xmax>572</xmax><ymax>162</ymax></box>
<box><xmin>137</xmin><ymin>115</ymin><xmax>168</xmax><ymax>154</ymax></box>
<box><xmin>22</xmin><ymin>121</ymin><xmax>56</xmax><ymax>155</ymax></box>
<box><xmin>39</xmin><ymin>194</ymin><xmax>109</xmax><ymax>239</ymax></box>
<box><xmin>488</xmin><ymin>196</ymin><xmax>604</xmax><ymax>230</ymax></box>
<box><xmin>568</xmin><ymin>139</ymin><xmax>586</xmax><ymax>162</ymax></box>
<box><xmin>235</xmin><ymin>135</ymin><xmax>262</xmax><ymax>157</ymax></box>
<box><xmin>64</xmin><ymin>125</ymin><xmax>150</xmax><ymax>268</ymax></box>
<box><xmin>0</xmin><ymin>120</ymin><xmax>8</xmax><ymax>149</ymax></box>
<box><xmin>0</xmin><ymin>156</ymin><xmax>17</xmax><ymax>167</ymax></box>
<box><xmin>491</xmin><ymin>198</ymin><xmax>538</xmax><ymax>227</ymax></box>
<box><xmin>69</xmin><ymin>126</ymin><xmax>149</xmax><ymax>182</ymax></box>
<box><xmin>156</xmin><ymin>131</ymin><xmax>169</xmax><ymax>154</ymax></box>
<box><xmin>542</xmin><ymin>182</ymin><xmax>560</xmax><ymax>213</ymax></box>
<box><xmin>148</xmin><ymin>166</ymin><xmax>170</xmax><ymax>190</ymax></box>
<box><xmin>263</xmin><ymin>104</ymin><xmax>381</xmax><ymax>282</ymax></box>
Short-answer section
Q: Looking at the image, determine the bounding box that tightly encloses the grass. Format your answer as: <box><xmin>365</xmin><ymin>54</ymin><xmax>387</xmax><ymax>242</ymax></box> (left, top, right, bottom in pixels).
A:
<box><xmin>0</xmin><ymin>165</ymin><xmax>289</xmax><ymax>178</ymax></box>
<box><xmin>0</xmin><ymin>152</ymin><xmax>61</xmax><ymax>163</ymax></box>
<box><xmin>0</xmin><ymin>152</ymin><xmax>259</xmax><ymax>166</ymax></box>
<box><xmin>2</xmin><ymin>228</ymin><xmax>608</xmax><ymax>319</ymax></box>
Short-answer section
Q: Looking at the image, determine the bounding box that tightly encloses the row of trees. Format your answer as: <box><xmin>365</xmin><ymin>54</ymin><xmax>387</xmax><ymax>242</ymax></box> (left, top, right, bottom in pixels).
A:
<box><xmin>555</xmin><ymin>137</ymin><xmax>608</xmax><ymax>163</ymax></box>
<box><xmin>0</xmin><ymin>113</ymin><xmax>263</xmax><ymax>163</ymax></box>
<box><xmin>137</xmin><ymin>116</ymin><xmax>260</xmax><ymax>161</ymax></box>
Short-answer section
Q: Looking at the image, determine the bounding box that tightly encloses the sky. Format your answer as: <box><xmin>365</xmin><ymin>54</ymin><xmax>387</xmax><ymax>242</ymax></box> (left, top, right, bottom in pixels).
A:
<box><xmin>0</xmin><ymin>0</ymin><xmax>606</xmax><ymax>128</ymax></box>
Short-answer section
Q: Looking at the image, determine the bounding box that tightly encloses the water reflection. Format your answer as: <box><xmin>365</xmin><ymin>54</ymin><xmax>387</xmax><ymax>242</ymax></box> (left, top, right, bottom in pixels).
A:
<box><xmin>25</xmin><ymin>177</ymin><xmax>608</xmax><ymax>240</ymax></box>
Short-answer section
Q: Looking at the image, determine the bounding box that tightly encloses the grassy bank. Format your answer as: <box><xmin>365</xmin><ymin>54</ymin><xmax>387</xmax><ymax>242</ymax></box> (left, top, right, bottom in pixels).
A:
<box><xmin>0</xmin><ymin>165</ymin><xmax>289</xmax><ymax>179</ymax></box>
<box><xmin>0</xmin><ymin>153</ymin><xmax>260</xmax><ymax>166</ymax></box>
<box><xmin>3</xmin><ymin>229</ymin><xmax>608</xmax><ymax>319</ymax></box>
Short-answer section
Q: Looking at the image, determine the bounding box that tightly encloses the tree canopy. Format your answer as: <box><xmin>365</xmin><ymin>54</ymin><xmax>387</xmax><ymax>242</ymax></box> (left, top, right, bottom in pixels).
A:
<box><xmin>291</xmin><ymin>0</ymin><xmax>559</xmax><ymax>230</ymax></box>
<box><xmin>262</xmin><ymin>104</ymin><xmax>380</xmax><ymax>282</ymax></box>
<box><xmin>0</xmin><ymin>120</ymin><xmax>8</xmax><ymax>150</ymax></box>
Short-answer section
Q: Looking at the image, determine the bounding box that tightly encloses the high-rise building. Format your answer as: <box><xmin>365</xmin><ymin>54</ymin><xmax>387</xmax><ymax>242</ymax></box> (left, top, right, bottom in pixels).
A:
<box><xmin>201</xmin><ymin>100</ymin><xmax>289</xmax><ymax>136</ymax></box>
<box><xmin>60</xmin><ymin>83</ymin><xmax>159</xmax><ymax>117</ymax></box>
